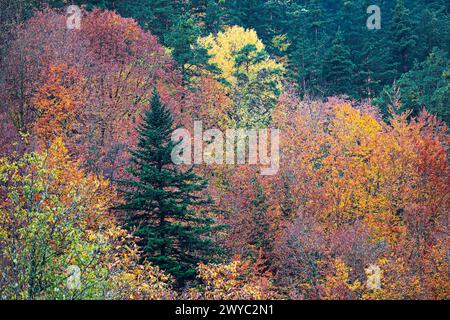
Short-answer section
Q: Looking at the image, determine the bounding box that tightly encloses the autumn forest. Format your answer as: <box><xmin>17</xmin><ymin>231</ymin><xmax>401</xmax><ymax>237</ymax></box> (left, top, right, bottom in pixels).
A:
<box><xmin>0</xmin><ymin>0</ymin><xmax>449</xmax><ymax>301</ymax></box>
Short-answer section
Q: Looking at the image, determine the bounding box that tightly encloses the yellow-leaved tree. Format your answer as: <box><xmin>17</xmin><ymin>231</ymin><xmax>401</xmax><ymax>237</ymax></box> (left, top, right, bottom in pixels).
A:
<box><xmin>184</xmin><ymin>255</ymin><xmax>274</xmax><ymax>300</ymax></box>
<box><xmin>199</xmin><ymin>26</ymin><xmax>284</xmax><ymax>128</ymax></box>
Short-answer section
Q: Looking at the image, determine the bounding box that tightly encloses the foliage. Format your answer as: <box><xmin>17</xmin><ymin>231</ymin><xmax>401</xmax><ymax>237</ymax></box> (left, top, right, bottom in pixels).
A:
<box><xmin>184</xmin><ymin>255</ymin><xmax>274</xmax><ymax>300</ymax></box>
<box><xmin>199</xmin><ymin>26</ymin><xmax>284</xmax><ymax>127</ymax></box>
<box><xmin>397</xmin><ymin>48</ymin><xmax>450</xmax><ymax>124</ymax></box>
<box><xmin>0</xmin><ymin>3</ymin><xmax>448</xmax><ymax>301</ymax></box>
<box><xmin>116</xmin><ymin>91</ymin><xmax>221</xmax><ymax>287</ymax></box>
<box><xmin>0</xmin><ymin>138</ymin><xmax>175</xmax><ymax>299</ymax></box>
<box><xmin>32</xmin><ymin>64</ymin><xmax>85</xmax><ymax>144</ymax></box>
<box><xmin>1</xmin><ymin>8</ymin><xmax>184</xmax><ymax>177</ymax></box>
<box><xmin>323</xmin><ymin>31</ymin><xmax>355</xmax><ymax>96</ymax></box>
<box><xmin>320</xmin><ymin>259</ymin><xmax>362</xmax><ymax>300</ymax></box>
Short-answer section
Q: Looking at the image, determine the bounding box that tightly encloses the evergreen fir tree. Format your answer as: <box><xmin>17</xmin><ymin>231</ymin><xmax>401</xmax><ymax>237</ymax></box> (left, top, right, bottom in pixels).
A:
<box><xmin>113</xmin><ymin>0</ymin><xmax>183</xmax><ymax>42</ymax></box>
<box><xmin>223</xmin><ymin>0</ymin><xmax>270</xmax><ymax>43</ymax></box>
<box><xmin>323</xmin><ymin>30</ymin><xmax>356</xmax><ymax>97</ymax></box>
<box><xmin>165</xmin><ymin>13</ymin><xmax>217</xmax><ymax>85</ymax></box>
<box><xmin>287</xmin><ymin>0</ymin><xmax>326</xmax><ymax>96</ymax></box>
<box><xmin>204</xmin><ymin>0</ymin><xmax>225</xmax><ymax>35</ymax></box>
<box><xmin>397</xmin><ymin>47</ymin><xmax>450</xmax><ymax>123</ymax></box>
<box><xmin>413</xmin><ymin>0</ymin><xmax>450</xmax><ymax>60</ymax></box>
<box><xmin>391</xmin><ymin>0</ymin><xmax>418</xmax><ymax>73</ymax></box>
<box><xmin>116</xmin><ymin>90</ymin><xmax>221</xmax><ymax>286</ymax></box>
<box><xmin>336</xmin><ymin>0</ymin><xmax>365</xmax><ymax>61</ymax></box>
<box><xmin>357</xmin><ymin>28</ymin><xmax>398</xmax><ymax>98</ymax></box>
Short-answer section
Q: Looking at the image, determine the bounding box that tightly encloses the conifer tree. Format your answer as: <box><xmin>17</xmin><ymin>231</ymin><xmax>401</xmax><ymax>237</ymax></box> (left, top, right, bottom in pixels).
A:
<box><xmin>323</xmin><ymin>30</ymin><xmax>356</xmax><ymax>97</ymax></box>
<box><xmin>165</xmin><ymin>13</ymin><xmax>216</xmax><ymax>84</ymax></box>
<box><xmin>287</xmin><ymin>0</ymin><xmax>326</xmax><ymax>96</ymax></box>
<box><xmin>204</xmin><ymin>0</ymin><xmax>225</xmax><ymax>34</ymax></box>
<box><xmin>116</xmin><ymin>90</ymin><xmax>221</xmax><ymax>286</ymax></box>
<box><xmin>358</xmin><ymin>28</ymin><xmax>398</xmax><ymax>98</ymax></box>
<box><xmin>397</xmin><ymin>47</ymin><xmax>450</xmax><ymax>123</ymax></box>
<box><xmin>113</xmin><ymin>0</ymin><xmax>182</xmax><ymax>41</ymax></box>
<box><xmin>391</xmin><ymin>0</ymin><xmax>418</xmax><ymax>73</ymax></box>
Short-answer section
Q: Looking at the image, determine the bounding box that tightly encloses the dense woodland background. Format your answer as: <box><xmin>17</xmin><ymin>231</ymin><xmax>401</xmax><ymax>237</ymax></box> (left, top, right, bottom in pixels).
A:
<box><xmin>0</xmin><ymin>0</ymin><xmax>449</xmax><ymax>300</ymax></box>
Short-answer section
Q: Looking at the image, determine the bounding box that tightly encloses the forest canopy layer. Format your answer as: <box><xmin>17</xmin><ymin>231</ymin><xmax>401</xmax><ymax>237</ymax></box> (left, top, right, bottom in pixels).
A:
<box><xmin>0</xmin><ymin>1</ymin><xmax>448</xmax><ymax>300</ymax></box>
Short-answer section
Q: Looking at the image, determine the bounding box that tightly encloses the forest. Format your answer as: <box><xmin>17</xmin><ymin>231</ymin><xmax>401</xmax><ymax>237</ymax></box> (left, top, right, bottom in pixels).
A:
<box><xmin>0</xmin><ymin>0</ymin><xmax>448</xmax><ymax>300</ymax></box>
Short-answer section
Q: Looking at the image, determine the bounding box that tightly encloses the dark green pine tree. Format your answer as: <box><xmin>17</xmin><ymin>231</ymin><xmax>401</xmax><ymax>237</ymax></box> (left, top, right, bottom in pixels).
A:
<box><xmin>391</xmin><ymin>0</ymin><xmax>418</xmax><ymax>74</ymax></box>
<box><xmin>396</xmin><ymin>47</ymin><xmax>450</xmax><ymax>124</ymax></box>
<box><xmin>112</xmin><ymin>0</ymin><xmax>183</xmax><ymax>42</ymax></box>
<box><xmin>413</xmin><ymin>0</ymin><xmax>450</xmax><ymax>61</ymax></box>
<box><xmin>185</xmin><ymin>0</ymin><xmax>225</xmax><ymax>35</ymax></box>
<box><xmin>336</xmin><ymin>0</ymin><xmax>365</xmax><ymax>61</ymax></box>
<box><xmin>116</xmin><ymin>90</ymin><xmax>221</xmax><ymax>286</ymax></box>
<box><xmin>286</xmin><ymin>0</ymin><xmax>327</xmax><ymax>97</ymax></box>
<box><xmin>323</xmin><ymin>30</ymin><xmax>356</xmax><ymax>97</ymax></box>
<box><xmin>223</xmin><ymin>0</ymin><xmax>270</xmax><ymax>43</ymax></box>
<box><xmin>164</xmin><ymin>13</ymin><xmax>218</xmax><ymax>85</ymax></box>
<box><xmin>357</xmin><ymin>28</ymin><xmax>398</xmax><ymax>99</ymax></box>
<box><xmin>203</xmin><ymin>0</ymin><xmax>225</xmax><ymax>35</ymax></box>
